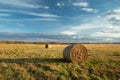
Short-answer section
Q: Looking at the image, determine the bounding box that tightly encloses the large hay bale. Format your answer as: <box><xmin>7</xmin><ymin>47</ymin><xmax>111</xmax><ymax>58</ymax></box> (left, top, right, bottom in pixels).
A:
<box><xmin>63</xmin><ymin>44</ymin><xmax>88</xmax><ymax>63</ymax></box>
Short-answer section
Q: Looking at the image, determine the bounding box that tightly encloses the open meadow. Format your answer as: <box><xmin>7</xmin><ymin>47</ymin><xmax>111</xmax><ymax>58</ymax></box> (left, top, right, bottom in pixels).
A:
<box><xmin>0</xmin><ymin>43</ymin><xmax>120</xmax><ymax>80</ymax></box>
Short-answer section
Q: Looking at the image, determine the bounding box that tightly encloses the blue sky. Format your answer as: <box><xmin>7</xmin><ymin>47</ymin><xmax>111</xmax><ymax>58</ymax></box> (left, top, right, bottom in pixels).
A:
<box><xmin>0</xmin><ymin>0</ymin><xmax>120</xmax><ymax>43</ymax></box>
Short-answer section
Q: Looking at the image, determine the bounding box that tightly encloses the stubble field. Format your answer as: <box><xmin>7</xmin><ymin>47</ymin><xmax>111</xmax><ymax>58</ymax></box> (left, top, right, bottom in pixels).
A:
<box><xmin>0</xmin><ymin>44</ymin><xmax>120</xmax><ymax>80</ymax></box>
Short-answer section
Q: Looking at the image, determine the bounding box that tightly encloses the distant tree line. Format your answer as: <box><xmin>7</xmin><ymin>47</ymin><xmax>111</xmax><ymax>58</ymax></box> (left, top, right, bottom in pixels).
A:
<box><xmin>0</xmin><ymin>41</ymin><xmax>119</xmax><ymax>44</ymax></box>
<box><xmin>0</xmin><ymin>41</ymin><xmax>66</xmax><ymax>44</ymax></box>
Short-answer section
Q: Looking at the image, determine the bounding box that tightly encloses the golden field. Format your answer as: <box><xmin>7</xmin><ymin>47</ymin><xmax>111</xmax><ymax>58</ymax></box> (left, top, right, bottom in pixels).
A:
<box><xmin>0</xmin><ymin>44</ymin><xmax>120</xmax><ymax>80</ymax></box>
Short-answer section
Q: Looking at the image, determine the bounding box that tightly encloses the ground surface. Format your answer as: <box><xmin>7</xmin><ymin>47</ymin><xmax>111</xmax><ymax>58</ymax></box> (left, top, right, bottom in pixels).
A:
<box><xmin>0</xmin><ymin>44</ymin><xmax>120</xmax><ymax>80</ymax></box>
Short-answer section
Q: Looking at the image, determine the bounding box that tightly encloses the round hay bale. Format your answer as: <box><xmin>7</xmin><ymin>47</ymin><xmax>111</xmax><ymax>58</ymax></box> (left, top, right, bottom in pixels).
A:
<box><xmin>45</xmin><ymin>43</ymin><xmax>52</xmax><ymax>49</ymax></box>
<box><xmin>63</xmin><ymin>44</ymin><xmax>88</xmax><ymax>63</ymax></box>
<box><xmin>45</xmin><ymin>43</ymin><xmax>49</xmax><ymax>49</ymax></box>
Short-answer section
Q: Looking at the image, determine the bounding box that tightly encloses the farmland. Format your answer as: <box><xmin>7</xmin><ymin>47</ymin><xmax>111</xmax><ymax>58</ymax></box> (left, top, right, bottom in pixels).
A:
<box><xmin>0</xmin><ymin>44</ymin><xmax>120</xmax><ymax>80</ymax></box>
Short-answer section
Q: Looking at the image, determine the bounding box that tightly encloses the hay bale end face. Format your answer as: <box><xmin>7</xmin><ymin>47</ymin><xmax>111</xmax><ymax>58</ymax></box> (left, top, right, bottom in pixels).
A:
<box><xmin>63</xmin><ymin>44</ymin><xmax>88</xmax><ymax>63</ymax></box>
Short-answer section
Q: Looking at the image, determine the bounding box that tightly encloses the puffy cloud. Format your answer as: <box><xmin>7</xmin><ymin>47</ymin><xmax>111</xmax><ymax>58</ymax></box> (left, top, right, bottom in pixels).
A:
<box><xmin>105</xmin><ymin>9</ymin><xmax>120</xmax><ymax>22</ymax></box>
<box><xmin>44</xmin><ymin>6</ymin><xmax>49</xmax><ymax>9</ymax></box>
<box><xmin>72</xmin><ymin>2</ymin><xmax>88</xmax><ymax>7</ymax></box>
<box><xmin>101</xmin><ymin>26</ymin><xmax>120</xmax><ymax>33</ymax></box>
<box><xmin>60</xmin><ymin>17</ymin><xmax>107</xmax><ymax>35</ymax></box>
<box><xmin>90</xmin><ymin>9</ymin><xmax>120</xmax><ymax>41</ymax></box>
<box><xmin>81</xmin><ymin>8</ymin><xmax>98</xmax><ymax>13</ymax></box>
<box><xmin>72</xmin><ymin>1</ymin><xmax>98</xmax><ymax>13</ymax></box>
<box><xmin>56</xmin><ymin>2</ymin><xmax>64</xmax><ymax>7</ymax></box>
<box><xmin>60</xmin><ymin>9</ymin><xmax>120</xmax><ymax>42</ymax></box>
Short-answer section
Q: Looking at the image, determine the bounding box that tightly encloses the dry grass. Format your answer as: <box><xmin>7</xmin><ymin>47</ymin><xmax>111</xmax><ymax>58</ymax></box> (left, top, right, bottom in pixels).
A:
<box><xmin>0</xmin><ymin>43</ymin><xmax>120</xmax><ymax>80</ymax></box>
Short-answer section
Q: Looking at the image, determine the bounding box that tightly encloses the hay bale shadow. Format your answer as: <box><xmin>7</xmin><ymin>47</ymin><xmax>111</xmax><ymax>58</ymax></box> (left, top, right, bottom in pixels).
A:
<box><xmin>0</xmin><ymin>58</ymin><xmax>70</xmax><ymax>63</ymax></box>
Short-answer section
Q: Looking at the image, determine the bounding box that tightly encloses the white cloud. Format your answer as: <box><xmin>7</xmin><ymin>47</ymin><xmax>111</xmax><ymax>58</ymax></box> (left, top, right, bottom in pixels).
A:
<box><xmin>44</xmin><ymin>6</ymin><xmax>49</xmax><ymax>9</ymax></box>
<box><xmin>0</xmin><ymin>0</ymin><xmax>39</xmax><ymax>8</ymax></box>
<box><xmin>72</xmin><ymin>2</ymin><xmax>88</xmax><ymax>7</ymax></box>
<box><xmin>101</xmin><ymin>26</ymin><xmax>120</xmax><ymax>33</ymax></box>
<box><xmin>105</xmin><ymin>9</ymin><xmax>120</xmax><ymax>22</ymax></box>
<box><xmin>81</xmin><ymin>8</ymin><xmax>98</xmax><ymax>13</ymax></box>
<box><xmin>60</xmin><ymin>9</ymin><xmax>120</xmax><ymax>40</ymax></box>
<box><xmin>0</xmin><ymin>9</ymin><xmax>60</xmax><ymax>18</ymax></box>
<box><xmin>60</xmin><ymin>17</ymin><xmax>109</xmax><ymax>35</ymax></box>
<box><xmin>72</xmin><ymin>1</ymin><xmax>98</xmax><ymax>13</ymax></box>
<box><xmin>0</xmin><ymin>10</ymin><xmax>59</xmax><ymax>22</ymax></box>
<box><xmin>92</xmin><ymin>32</ymin><xmax>120</xmax><ymax>38</ymax></box>
<box><xmin>61</xmin><ymin>31</ymin><xmax>76</xmax><ymax>35</ymax></box>
<box><xmin>0</xmin><ymin>0</ymin><xmax>49</xmax><ymax>9</ymax></box>
<box><xmin>90</xmin><ymin>9</ymin><xmax>120</xmax><ymax>39</ymax></box>
<box><xmin>56</xmin><ymin>2</ymin><xmax>64</xmax><ymax>8</ymax></box>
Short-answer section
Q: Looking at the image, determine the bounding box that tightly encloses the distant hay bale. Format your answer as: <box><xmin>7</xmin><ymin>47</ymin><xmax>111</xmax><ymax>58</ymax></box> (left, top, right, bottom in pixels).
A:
<box><xmin>63</xmin><ymin>44</ymin><xmax>88</xmax><ymax>63</ymax></box>
<box><xmin>45</xmin><ymin>43</ymin><xmax>52</xmax><ymax>49</ymax></box>
<box><xmin>45</xmin><ymin>43</ymin><xmax>48</xmax><ymax>49</ymax></box>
